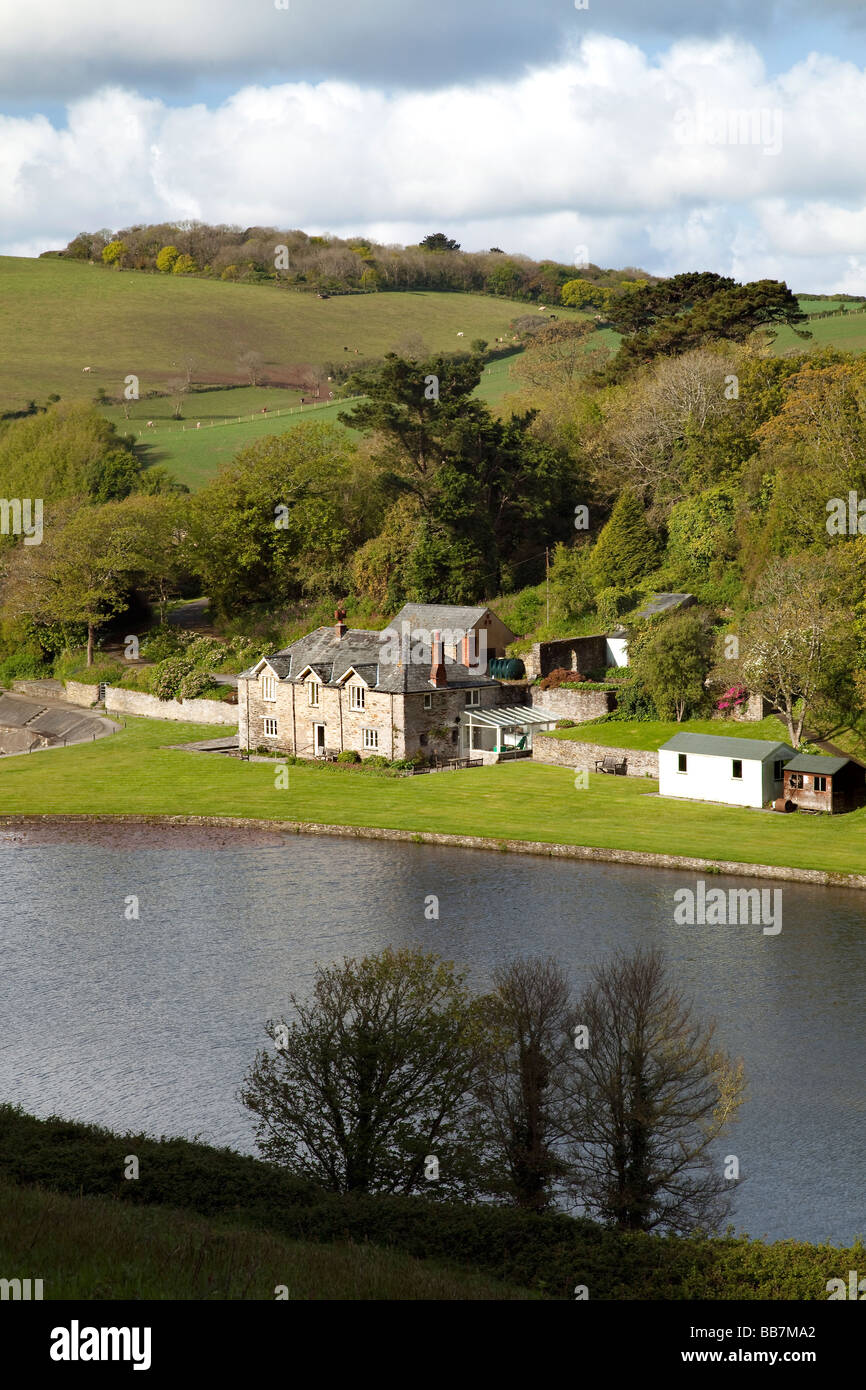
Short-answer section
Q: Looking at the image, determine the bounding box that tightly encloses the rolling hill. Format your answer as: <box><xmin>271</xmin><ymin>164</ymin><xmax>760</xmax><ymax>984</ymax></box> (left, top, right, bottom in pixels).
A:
<box><xmin>0</xmin><ymin>255</ymin><xmax>590</xmax><ymax>410</ymax></box>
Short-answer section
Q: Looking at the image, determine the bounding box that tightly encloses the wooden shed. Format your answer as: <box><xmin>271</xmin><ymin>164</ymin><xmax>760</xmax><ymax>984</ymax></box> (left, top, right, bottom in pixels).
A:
<box><xmin>781</xmin><ymin>755</ymin><xmax>866</xmax><ymax>814</ymax></box>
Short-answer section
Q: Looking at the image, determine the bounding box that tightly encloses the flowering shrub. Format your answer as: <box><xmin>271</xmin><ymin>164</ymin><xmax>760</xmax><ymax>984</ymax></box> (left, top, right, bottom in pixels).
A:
<box><xmin>717</xmin><ymin>685</ymin><xmax>748</xmax><ymax>713</ymax></box>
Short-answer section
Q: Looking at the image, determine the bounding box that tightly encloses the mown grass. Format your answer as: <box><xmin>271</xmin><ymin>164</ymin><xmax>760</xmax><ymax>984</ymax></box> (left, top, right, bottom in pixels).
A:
<box><xmin>2</xmin><ymin>717</ymin><xmax>866</xmax><ymax>877</ymax></box>
<box><xmin>0</xmin><ymin>1176</ymin><xmax>534</xmax><ymax>1301</ymax></box>
<box><xmin>548</xmin><ymin>716</ymin><xmax>792</xmax><ymax>752</ymax></box>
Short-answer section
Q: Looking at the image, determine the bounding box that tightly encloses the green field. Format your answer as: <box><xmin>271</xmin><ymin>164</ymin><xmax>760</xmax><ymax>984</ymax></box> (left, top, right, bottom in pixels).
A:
<box><xmin>771</xmin><ymin>299</ymin><xmax>866</xmax><ymax>355</ymax></box>
<box><xmin>2</xmin><ymin>717</ymin><xmax>866</xmax><ymax>878</ymax></box>
<box><xmin>0</xmin><ymin>255</ymin><xmax>589</xmax><ymax>410</ymax></box>
<box><xmin>101</xmin><ymin>361</ymin><xmax>527</xmax><ymax>489</ymax></box>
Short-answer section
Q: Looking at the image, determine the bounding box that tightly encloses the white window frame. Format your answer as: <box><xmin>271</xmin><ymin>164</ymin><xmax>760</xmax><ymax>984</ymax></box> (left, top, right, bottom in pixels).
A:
<box><xmin>423</xmin><ymin>693</ymin><xmax>432</xmax><ymax>710</ymax></box>
<box><xmin>465</xmin><ymin>689</ymin><xmax>481</xmax><ymax>707</ymax></box>
<box><xmin>363</xmin><ymin>728</ymin><xmax>379</xmax><ymax>750</ymax></box>
<box><xmin>349</xmin><ymin>684</ymin><xmax>366</xmax><ymax>711</ymax></box>
<box><xmin>261</xmin><ymin>673</ymin><xmax>277</xmax><ymax>702</ymax></box>
<box><xmin>308</xmin><ymin>680</ymin><xmax>321</xmax><ymax>707</ymax></box>
<box><xmin>263</xmin><ymin>717</ymin><xmax>278</xmax><ymax>737</ymax></box>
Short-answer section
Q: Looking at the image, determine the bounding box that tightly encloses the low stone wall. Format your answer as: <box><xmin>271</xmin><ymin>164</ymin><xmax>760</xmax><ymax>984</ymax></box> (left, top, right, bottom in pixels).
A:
<box><xmin>64</xmin><ymin>680</ymin><xmax>101</xmax><ymax>708</ymax></box>
<box><xmin>11</xmin><ymin>679</ymin><xmax>63</xmax><ymax>699</ymax></box>
<box><xmin>9</xmin><ymin>813</ymin><xmax>865</xmax><ymax>890</ymax></box>
<box><xmin>104</xmin><ymin>687</ymin><xmax>238</xmax><ymax>725</ymax></box>
<box><xmin>532</xmin><ymin>731</ymin><xmax>658</xmax><ymax>777</ymax></box>
<box><xmin>529</xmin><ymin>687</ymin><xmax>616</xmax><ymax>722</ymax></box>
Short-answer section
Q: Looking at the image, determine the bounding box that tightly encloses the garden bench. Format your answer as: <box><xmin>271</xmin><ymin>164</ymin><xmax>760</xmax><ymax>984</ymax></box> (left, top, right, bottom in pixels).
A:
<box><xmin>595</xmin><ymin>754</ymin><xmax>627</xmax><ymax>775</ymax></box>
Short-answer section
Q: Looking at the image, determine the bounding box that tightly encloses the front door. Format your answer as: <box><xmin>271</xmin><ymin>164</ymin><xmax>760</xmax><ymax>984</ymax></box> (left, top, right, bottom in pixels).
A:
<box><xmin>314</xmin><ymin>724</ymin><xmax>326</xmax><ymax>755</ymax></box>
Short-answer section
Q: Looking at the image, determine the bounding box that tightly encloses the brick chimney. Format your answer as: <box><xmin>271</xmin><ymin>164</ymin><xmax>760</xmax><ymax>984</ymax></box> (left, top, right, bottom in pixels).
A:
<box><xmin>430</xmin><ymin>630</ymin><xmax>448</xmax><ymax>687</ymax></box>
<box><xmin>461</xmin><ymin>631</ymin><xmax>472</xmax><ymax>667</ymax></box>
<box><xmin>335</xmin><ymin>607</ymin><xmax>347</xmax><ymax>639</ymax></box>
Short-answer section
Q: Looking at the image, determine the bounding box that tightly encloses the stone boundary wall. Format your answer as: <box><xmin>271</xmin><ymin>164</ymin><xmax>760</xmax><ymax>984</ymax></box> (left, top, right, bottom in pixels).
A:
<box><xmin>532</xmin><ymin>731</ymin><xmax>658</xmax><ymax>777</ymax></box>
<box><xmin>528</xmin><ymin>687</ymin><xmax>616</xmax><ymax>721</ymax></box>
<box><xmin>5</xmin><ymin>813</ymin><xmax>865</xmax><ymax>891</ymax></box>
<box><xmin>104</xmin><ymin>687</ymin><xmax>238</xmax><ymax>725</ymax></box>
<box><xmin>64</xmin><ymin>681</ymin><xmax>101</xmax><ymax>707</ymax></box>
<box><xmin>11</xmin><ymin>679</ymin><xmax>63</xmax><ymax>698</ymax></box>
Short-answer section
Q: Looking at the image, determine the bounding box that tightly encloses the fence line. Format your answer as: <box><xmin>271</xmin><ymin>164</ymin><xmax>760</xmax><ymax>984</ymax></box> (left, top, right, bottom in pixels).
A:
<box><xmin>136</xmin><ymin>393</ymin><xmax>364</xmax><ymax>438</ymax></box>
<box><xmin>136</xmin><ymin>363</ymin><xmax>513</xmax><ymax>438</ymax></box>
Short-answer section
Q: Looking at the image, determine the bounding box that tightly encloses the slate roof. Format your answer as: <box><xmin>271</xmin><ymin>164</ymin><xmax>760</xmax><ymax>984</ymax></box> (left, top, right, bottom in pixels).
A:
<box><xmin>634</xmin><ymin>593</ymin><xmax>696</xmax><ymax>619</ymax></box>
<box><xmin>784</xmin><ymin>754</ymin><xmax>851</xmax><ymax>775</ymax></box>
<box><xmin>661</xmin><ymin>732</ymin><xmax>796</xmax><ymax>761</ymax></box>
<box><xmin>391</xmin><ymin>603</ymin><xmax>494</xmax><ymax>633</ymax></box>
<box><xmin>242</xmin><ymin>625</ymin><xmax>499</xmax><ymax>694</ymax></box>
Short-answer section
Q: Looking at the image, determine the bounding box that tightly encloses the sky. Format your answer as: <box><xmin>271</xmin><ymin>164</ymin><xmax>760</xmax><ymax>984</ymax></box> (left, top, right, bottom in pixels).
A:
<box><xmin>2</xmin><ymin>0</ymin><xmax>866</xmax><ymax>289</ymax></box>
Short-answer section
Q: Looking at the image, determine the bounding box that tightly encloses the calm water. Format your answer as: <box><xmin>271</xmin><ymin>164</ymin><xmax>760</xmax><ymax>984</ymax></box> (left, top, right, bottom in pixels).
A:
<box><xmin>1</xmin><ymin>835</ymin><xmax>865</xmax><ymax>1244</ymax></box>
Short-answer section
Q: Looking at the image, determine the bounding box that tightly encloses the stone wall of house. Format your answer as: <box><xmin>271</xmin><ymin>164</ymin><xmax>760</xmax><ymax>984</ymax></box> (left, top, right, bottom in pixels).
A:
<box><xmin>528</xmin><ymin>687</ymin><xmax>617</xmax><ymax>721</ymax></box>
<box><xmin>64</xmin><ymin>681</ymin><xmax>101</xmax><ymax>707</ymax></box>
<box><xmin>532</xmin><ymin>732</ymin><xmax>659</xmax><ymax>777</ymax></box>
<box><xmin>104</xmin><ymin>687</ymin><xmax>237</xmax><ymax>725</ymax></box>
<box><xmin>240</xmin><ymin>669</ymin><xmax>513</xmax><ymax>758</ymax></box>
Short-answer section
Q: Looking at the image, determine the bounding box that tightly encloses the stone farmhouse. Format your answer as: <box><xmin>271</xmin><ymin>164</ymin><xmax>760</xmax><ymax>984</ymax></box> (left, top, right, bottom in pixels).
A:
<box><xmin>238</xmin><ymin>603</ymin><xmax>559</xmax><ymax>762</ymax></box>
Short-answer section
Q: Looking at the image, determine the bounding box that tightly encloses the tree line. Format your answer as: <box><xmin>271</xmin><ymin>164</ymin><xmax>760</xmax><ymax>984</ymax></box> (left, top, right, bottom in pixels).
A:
<box><xmin>46</xmin><ymin>221</ymin><xmax>651</xmax><ymax>303</ymax></box>
<box><xmin>239</xmin><ymin>944</ymin><xmax>745</xmax><ymax>1234</ymax></box>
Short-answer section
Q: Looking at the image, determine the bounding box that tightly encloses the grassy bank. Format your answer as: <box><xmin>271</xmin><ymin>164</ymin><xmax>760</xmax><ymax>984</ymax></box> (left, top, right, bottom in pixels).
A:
<box><xmin>2</xmin><ymin>718</ymin><xmax>866</xmax><ymax>877</ymax></box>
<box><xmin>0</xmin><ymin>1175</ymin><xmax>533</xmax><ymax>1301</ymax></box>
<box><xmin>0</xmin><ymin>1107</ymin><xmax>858</xmax><ymax>1300</ymax></box>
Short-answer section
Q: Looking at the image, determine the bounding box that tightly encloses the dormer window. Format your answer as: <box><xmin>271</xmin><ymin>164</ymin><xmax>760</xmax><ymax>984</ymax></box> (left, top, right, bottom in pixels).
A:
<box><xmin>261</xmin><ymin>674</ymin><xmax>277</xmax><ymax>702</ymax></box>
<box><xmin>349</xmin><ymin>684</ymin><xmax>365</xmax><ymax>711</ymax></box>
<box><xmin>308</xmin><ymin>681</ymin><xmax>320</xmax><ymax>707</ymax></box>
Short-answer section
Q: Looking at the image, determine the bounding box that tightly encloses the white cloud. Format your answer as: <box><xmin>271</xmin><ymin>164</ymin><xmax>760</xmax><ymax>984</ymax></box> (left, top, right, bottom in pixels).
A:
<box><xmin>3</xmin><ymin>35</ymin><xmax>866</xmax><ymax>290</ymax></box>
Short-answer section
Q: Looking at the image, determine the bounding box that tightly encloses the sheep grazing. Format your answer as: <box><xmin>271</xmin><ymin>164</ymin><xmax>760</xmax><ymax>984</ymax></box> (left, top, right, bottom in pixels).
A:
<box><xmin>457</xmin><ymin>331</ymin><xmax>464</xmax><ymax>337</ymax></box>
<box><xmin>146</xmin><ymin>420</ymin><xmax>154</xmax><ymax>428</ymax></box>
<box><xmin>82</xmin><ymin>366</ymin><xmax>92</xmax><ymax>373</ymax></box>
<box><xmin>196</xmin><ymin>421</ymin><xmax>201</xmax><ymax>429</ymax></box>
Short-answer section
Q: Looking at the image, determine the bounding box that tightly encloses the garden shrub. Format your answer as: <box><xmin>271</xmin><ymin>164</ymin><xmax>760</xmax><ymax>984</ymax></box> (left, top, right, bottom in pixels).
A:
<box><xmin>337</xmin><ymin>749</ymin><xmax>361</xmax><ymax>763</ymax></box>
<box><xmin>555</xmin><ymin>718</ymin><xmax>576</xmax><ymax>729</ymax></box>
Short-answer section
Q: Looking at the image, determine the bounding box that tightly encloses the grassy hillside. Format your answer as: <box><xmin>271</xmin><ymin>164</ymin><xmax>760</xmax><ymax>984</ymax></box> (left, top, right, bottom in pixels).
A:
<box><xmin>99</xmin><ymin>361</ymin><xmax>527</xmax><ymax>489</ymax></box>
<box><xmin>0</xmin><ymin>1176</ymin><xmax>533</xmax><ymax>1300</ymax></box>
<box><xmin>2</xmin><ymin>717</ymin><xmax>866</xmax><ymax>878</ymax></box>
<box><xmin>771</xmin><ymin>300</ymin><xmax>866</xmax><ymax>355</ymax></box>
<box><xmin>0</xmin><ymin>1107</ymin><xmax>858</xmax><ymax>1300</ymax></box>
<box><xmin>0</xmin><ymin>255</ymin><xmax>589</xmax><ymax>411</ymax></box>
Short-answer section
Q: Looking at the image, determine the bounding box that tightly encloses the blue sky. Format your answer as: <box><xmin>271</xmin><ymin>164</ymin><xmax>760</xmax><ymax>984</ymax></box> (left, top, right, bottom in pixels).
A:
<box><xmin>2</xmin><ymin>0</ymin><xmax>866</xmax><ymax>289</ymax></box>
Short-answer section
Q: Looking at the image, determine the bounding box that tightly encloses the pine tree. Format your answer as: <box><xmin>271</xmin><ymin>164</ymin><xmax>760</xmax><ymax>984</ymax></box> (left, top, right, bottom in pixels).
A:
<box><xmin>590</xmin><ymin>490</ymin><xmax>660</xmax><ymax>590</ymax></box>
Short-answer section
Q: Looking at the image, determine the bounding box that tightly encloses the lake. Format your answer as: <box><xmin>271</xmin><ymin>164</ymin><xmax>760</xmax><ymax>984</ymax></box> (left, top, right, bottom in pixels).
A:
<box><xmin>1</xmin><ymin>829</ymin><xmax>864</xmax><ymax>1244</ymax></box>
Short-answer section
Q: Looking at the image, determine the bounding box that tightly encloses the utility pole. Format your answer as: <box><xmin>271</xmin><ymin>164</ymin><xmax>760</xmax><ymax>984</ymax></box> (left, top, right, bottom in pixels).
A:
<box><xmin>545</xmin><ymin>546</ymin><xmax>550</xmax><ymax>625</ymax></box>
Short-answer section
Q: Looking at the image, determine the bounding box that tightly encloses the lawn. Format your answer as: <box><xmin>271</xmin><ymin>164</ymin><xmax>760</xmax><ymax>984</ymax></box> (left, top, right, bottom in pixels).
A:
<box><xmin>2</xmin><ymin>717</ymin><xmax>866</xmax><ymax>878</ymax></box>
<box><xmin>548</xmin><ymin>716</ymin><xmax>792</xmax><ymax>752</ymax></box>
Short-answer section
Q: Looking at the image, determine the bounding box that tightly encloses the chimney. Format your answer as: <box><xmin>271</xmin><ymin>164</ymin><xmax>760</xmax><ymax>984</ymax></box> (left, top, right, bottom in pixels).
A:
<box><xmin>430</xmin><ymin>630</ymin><xmax>448</xmax><ymax>687</ymax></box>
<box><xmin>334</xmin><ymin>606</ymin><xmax>347</xmax><ymax>640</ymax></box>
<box><xmin>461</xmin><ymin>631</ymin><xmax>472</xmax><ymax>668</ymax></box>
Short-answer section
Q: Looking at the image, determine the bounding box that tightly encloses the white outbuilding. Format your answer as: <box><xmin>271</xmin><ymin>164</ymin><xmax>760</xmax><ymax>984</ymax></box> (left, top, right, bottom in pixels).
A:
<box><xmin>659</xmin><ymin>732</ymin><xmax>796</xmax><ymax>809</ymax></box>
